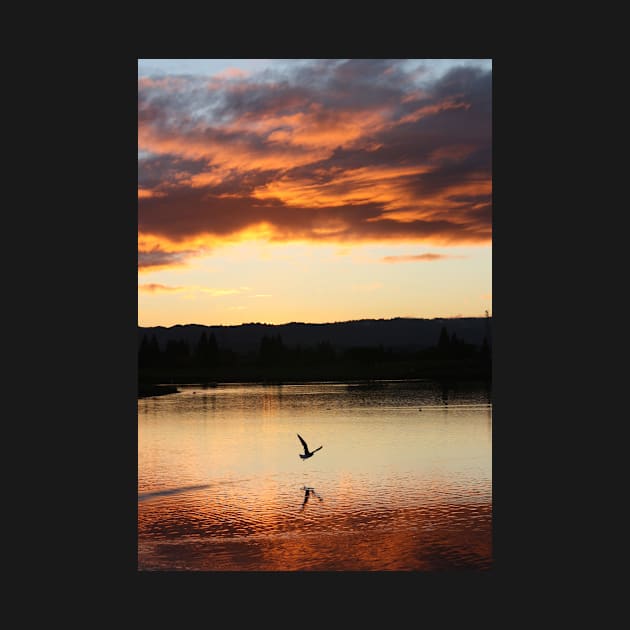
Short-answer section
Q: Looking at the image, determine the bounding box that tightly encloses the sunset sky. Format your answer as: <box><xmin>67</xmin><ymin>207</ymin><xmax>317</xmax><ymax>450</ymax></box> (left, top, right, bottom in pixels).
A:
<box><xmin>138</xmin><ymin>59</ymin><xmax>492</xmax><ymax>327</ymax></box>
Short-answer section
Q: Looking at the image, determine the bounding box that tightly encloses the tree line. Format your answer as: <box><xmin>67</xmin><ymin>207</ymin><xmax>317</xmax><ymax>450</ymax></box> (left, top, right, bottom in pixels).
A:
<box><xmin>138</xmin><ymin>325</ymin><xmax>491</xmax><ymax>371</ymax></box>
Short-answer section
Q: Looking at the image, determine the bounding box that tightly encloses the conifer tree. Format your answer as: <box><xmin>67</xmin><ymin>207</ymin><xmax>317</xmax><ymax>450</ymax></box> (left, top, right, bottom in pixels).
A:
<box><xmin>437</xmin><ymin>326</ymin><xmax>450</xmax><ymax>352</ymax></box>
<box><xmin>139</xmin><ymin>334</ymin><xmax>150</xmax><ymax>368</ymax></box>
<box><xmin>149</xmin><ymin>334</ymin><xmax>161</xmax><ymax>367</ymax></box>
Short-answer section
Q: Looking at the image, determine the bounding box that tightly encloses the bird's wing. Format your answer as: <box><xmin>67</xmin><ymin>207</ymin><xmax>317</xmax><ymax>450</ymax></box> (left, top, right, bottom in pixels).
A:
<box><xmin>297</xmin><ymin>433</ymin><xmax>309</xmax><ymax>454</ymax></box>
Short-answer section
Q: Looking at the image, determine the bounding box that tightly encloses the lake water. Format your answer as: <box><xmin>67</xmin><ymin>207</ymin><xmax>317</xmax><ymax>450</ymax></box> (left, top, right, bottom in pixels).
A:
<box><xmin>138</xmin><ymin>380</ymin><xmax>492</xmax><ymax>571</ymax></box>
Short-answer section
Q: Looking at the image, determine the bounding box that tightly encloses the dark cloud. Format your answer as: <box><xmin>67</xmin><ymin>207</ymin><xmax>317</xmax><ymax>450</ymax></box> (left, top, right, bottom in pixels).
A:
<box><xmin>211</xmin><ymin>82</ymin><xmax>312</xmax><ymax>121</ymax></box>
<box><xmin>433</xmin><ymin>65</ymin><xmax>492</xmax><ymax>106</ymax></box>
<box><xmin>139</xmin><ymin>186</ymin><xmax>483</xmax><ymax>244</ymax></box>
<box><xmin>138</xmin><ymin>154</ymin><xmax>210</xmax><ymax>189</ymax></box>
<box><xmin>140</xmin><ymin>187</ymin><xmax>382</xmax><ymax>241</ymax></box>
<box><xmin>138</xmin><ymin>246</ymin><xmax>201</xmax><ymax>270</ymax></box>
<box><xmin>138</xmin><ymin>60</ymin><xmax>492</xmax><ymax>256</ymax></box>
<box><xmin>399</xmin><ymin>148</ymin><xmax>492</xmax><ymax>201</ymax></box>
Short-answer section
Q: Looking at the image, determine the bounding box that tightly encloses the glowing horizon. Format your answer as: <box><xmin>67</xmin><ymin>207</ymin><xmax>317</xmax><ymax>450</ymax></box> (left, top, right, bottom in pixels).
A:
<box><xmin>138</xmin><ymin>59</ymin><xmax>492</xmax><ymax>327</ymax></box>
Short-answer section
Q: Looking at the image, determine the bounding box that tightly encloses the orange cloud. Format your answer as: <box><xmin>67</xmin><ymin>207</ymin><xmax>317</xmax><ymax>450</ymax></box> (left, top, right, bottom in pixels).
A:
<box><xmin>139</xmin><ymin>283</ymin><xmax>184</xmax><ymax>293</ymax></box>
<box><xmin>213</xmin><ymin>67</ymin><xmax>250</xmax><ymax>80</ymax></box>
<box><xmin>398</xmin><ymin>98</ymin><xmax>471</xmax><ymax>125</ymax></box>
<box><xmin>138</xmin><ymin>241</ymin><xmax>206</xmax><ymax>272</ymax></box>
<box><xmin>138</xmin><ymin>188</ymin><xmax>166</xmax><ymax>199</ymax></box>
<box><xmin>381</xmin><ymin>253</ymin><xmax>466</xmax><ymax>262</ymax></box>
<box><xmin>138</xmin><ymin>61</ymin><xmax>492</xmax><ymax>270</ymax></box>
<box><xmin>139</xmin><ymin>283</ymin><xmax>252</xmax><ymax>297</ymax></box>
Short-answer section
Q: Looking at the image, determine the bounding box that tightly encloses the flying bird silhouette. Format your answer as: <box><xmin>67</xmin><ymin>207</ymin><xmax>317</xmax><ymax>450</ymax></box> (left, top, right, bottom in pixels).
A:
<box><xmin>297</xmin><ymin>434</ymin><xmax>323</xmax><ymax>460</ymax></box>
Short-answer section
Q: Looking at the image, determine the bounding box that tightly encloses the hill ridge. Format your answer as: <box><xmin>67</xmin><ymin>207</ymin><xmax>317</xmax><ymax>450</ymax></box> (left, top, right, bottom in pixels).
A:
<box><xmin>138</xmin><ymin>316</ymin><xmax>491</xmax><ymax>353</ymax></box>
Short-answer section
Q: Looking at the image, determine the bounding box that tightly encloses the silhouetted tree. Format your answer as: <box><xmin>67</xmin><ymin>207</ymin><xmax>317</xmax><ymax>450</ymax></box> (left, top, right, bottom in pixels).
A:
<box><xmin>164</xmin><ymin>338</ymin><xmax>190</xmax><ymax>368</ymax></box>
<box><xmin>260</xmin><ymin>334</ymin><xmax>285</xmax><ymax>364</ymax></box>
<box><xmin>145</xmin><ymin>334</ymin><xmax>161</xmax><ymax>367</ymax></box>
<box><xmin>437</xmin><ymin>326</ymin><xmax>450</xmax><ymax>353</ymax></box>
<box><xmin>208</xmin><ymin>332</ymin><xmax>218</xmax><ymax>357</ymax></box>
<box><xmin>346</xmin><ymin>346</ymin><xmax>385</xmax><ymax>365</ymax></box>
<box><xmin>195</xmin><ymin>331</ymin><xmax>209</xmax><ymax>364</ymax></box>
<box><xmin>138</xmin><ymin>333</ymin><xmax>150</xmax><ymax>368</ymax></box>
<box><xmin>164</xmin><ymin>340</ymin><xmax>177</xmax><ymax>367</ymax></box>
<box><xmin>194</xmin><ymin>331</ymin><xmax>219</xmax><ymax>368</ymax></box>
<box><xmin>259</xmin><ymin>335</ymin><xmax>269</xmax><ymax>361</ymax></box>
<box><xmin>178</xmin><ymin>339</ymin><xmax>190</xmax><ymax>364</ymax></box>
<box><xmin>315</xmin><ymin>341</ymin><xmax>335</xmax><ymax>363</ymax></box>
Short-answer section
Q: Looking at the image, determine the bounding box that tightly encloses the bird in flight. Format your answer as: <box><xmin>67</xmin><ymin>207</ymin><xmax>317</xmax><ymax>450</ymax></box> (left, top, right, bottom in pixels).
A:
<box><xmin>297</xmin><ymin>434</ymin><xmax>323</xmax><ymax>460</ymax></box>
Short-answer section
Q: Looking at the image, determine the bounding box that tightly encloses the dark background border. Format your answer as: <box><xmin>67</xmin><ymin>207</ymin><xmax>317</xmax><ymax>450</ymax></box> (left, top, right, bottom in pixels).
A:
<box><xmin>27</xmin><ymin>45</ymin><xmax>566</xmax><ymax>608</ymax></box>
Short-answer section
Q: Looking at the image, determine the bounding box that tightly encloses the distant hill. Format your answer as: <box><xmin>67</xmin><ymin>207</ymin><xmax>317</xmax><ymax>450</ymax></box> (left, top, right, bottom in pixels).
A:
<box><xmin>138</xmin><ymin>317</ymin><xmax>492</xmax><ymax>353</ymax></box>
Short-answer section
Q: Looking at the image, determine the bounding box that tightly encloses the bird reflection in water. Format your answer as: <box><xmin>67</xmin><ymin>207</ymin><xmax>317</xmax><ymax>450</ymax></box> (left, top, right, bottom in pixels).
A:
<box><xmin>300</xmin><ymin>486</ymin><xmax>323</xmax><ymax>512</ymax></box>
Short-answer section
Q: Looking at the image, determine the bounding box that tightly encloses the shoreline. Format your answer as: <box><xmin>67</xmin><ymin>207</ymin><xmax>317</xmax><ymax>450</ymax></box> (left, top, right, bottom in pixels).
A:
<box><xmin>137</xmin><ymin>374</ymin><xmax>491</xmax><ymax>399</ymax></box>
<box><xmin>139</xmin><ymin>358</ymin><xmax>491</xmax><ymax>388</ymax></box>
<box><xmin>138</xmin><ymin>384</ymin><xmax>179</xmax><ymax>398</ymax></box>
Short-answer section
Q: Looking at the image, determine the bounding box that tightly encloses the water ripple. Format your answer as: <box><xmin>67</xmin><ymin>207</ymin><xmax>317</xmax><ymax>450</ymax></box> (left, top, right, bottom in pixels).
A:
<box><xmin>139</xmin><ymin>381</ymin><xmax>492</xmax><ymax>570</ymax></box>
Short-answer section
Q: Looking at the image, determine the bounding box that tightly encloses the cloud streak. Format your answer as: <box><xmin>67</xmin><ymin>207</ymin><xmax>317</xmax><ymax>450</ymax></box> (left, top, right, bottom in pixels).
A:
<box><xmin>381</xmin><ymin>253</ymin><xmax>466</xmax><ymax>263</ymax></box>
<box><xmin>139</xmin><ymin>283</ymin><xmax>184</xmax><ymax>293</ymax></box>
<box><xmin>138</xmin><ymin>284</ymin><xmax>251</xmax><ymax>297</ymax></box>
<box><xmin>139</xmin><ymin>60</ymin><xmax>491</xmax><ymax>269</ymax></box>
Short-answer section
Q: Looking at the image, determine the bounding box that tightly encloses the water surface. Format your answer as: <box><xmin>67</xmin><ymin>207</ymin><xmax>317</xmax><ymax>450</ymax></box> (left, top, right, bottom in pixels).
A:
<box><xmin>138</xmin><ymin>380</ymin><xmax>492</xmax><ymax>571</ymax></box>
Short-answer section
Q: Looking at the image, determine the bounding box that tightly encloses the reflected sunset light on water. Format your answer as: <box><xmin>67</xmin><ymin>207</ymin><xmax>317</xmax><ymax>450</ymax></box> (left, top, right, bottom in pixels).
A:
<box><xmin>138</xmin><ymin>381</ymin><xmax>491</xmax><ymax>571</ymax></box>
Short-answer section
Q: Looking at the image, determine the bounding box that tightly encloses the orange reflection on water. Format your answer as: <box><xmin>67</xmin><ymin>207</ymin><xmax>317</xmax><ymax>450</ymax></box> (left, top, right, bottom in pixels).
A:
<box><xmin>138</xmin><ymin>383</ymin><xmax>492</xmax><ymax>571</ymax></box>
<box><xmin>138</xmin><ymin>468</ymin><xmax>492</xmax><ymax>570</ymax></box>
<box><xmin>138</xmin><ymin>491</ymin><xmax>491</xmax><ymax>571</ymax></box>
